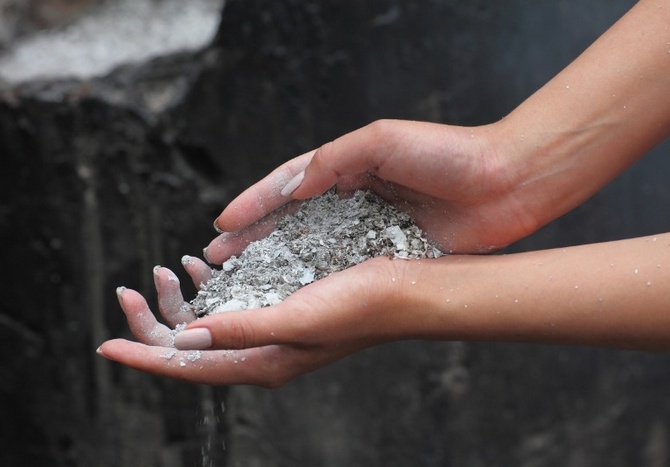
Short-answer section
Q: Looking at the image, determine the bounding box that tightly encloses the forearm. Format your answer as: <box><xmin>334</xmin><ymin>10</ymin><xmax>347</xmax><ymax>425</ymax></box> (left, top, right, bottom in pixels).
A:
<box><xmin>404</xmin><ymin>233</ymin><xmax>670</xmax><ymax>351</ymax></box>
<box><xmin>494</xmin><ymin>0</ymin><xmax>670</xmax><ymax>229</ymax></box>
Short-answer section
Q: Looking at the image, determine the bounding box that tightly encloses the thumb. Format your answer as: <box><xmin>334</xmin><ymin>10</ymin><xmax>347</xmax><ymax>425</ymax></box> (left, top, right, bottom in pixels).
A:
<box><xmin>213</xmin><ymin>119</ymin><xmax>414</xmax><ymax>234</ymax></box>
<box><xmin>287</xmin><ymin>120</ymin><xmax>399</xmax><ymax>199</ymax></box>
<box><xmin>173</xmin><ymin>306</ymin><xmax>299</xmax><ymax>351</ymax></box>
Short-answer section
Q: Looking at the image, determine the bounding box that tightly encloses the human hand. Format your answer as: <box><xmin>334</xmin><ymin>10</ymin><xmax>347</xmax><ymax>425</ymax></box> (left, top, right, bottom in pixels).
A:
<box><xmin>98</xmin><ymin>254</ymin><xmax>421</xmax><ymax>387</ymax></box>
<box><xmin>205</xmin><ymin>119</ymin><xmax>537</xmax><ymax>260</ymax></box>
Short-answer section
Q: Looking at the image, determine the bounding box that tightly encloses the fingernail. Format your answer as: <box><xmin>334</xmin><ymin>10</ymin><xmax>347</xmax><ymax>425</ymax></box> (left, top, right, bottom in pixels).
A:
<box><xmin>153</xmin><ymin>265</ymin><xmax>161</xmax><ymax>275</ymax></box>
<box><xmin>115</xmin><ymin>287</ymin><xmax>127</xmax><ymax>308</ymax></box>
<box><xmin>181</xmin><ymin>255</ymin><xmax>192</xmax><ymax>266</ymax></box>
<box><xmin>97</xmin><ymin>345</ymin><xmax>111</xmax><ymax>359</ymax></box>
<box><xmin>116</xmin><ymin>286</ymin><xmax>126</xmax><ymax>302</ymax></box>
<box><xmin>174</xmin><ymin>328</ymin><xmax>213</xmax><ymax>350</ymax></box>
<box><xmin>280</xmin><ymin>170</ymin><xmax>305</xmax><ymax>197</ymax></box>
<box><xmin>213</xmin><ymin>219</ymin><xmax>225</xmax><ymax>234</ymax></box>
<box><xmin>203</xmin><ymin>247</ymin><xmax>211</xmax><ymax>263</ymax></box>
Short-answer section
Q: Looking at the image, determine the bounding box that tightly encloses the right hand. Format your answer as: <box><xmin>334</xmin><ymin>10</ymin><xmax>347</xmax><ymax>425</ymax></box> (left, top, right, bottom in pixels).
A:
<box><xmin>205</xmin><ymin>119</ymin><xmax>539</xmax><ymax>261</ymax></box>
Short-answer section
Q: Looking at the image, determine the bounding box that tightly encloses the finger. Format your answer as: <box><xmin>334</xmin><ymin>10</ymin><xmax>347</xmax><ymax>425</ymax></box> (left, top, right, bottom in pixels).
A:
<box><xmin>290</xmin><ymin>121</ymin><xmax>400</xmax><ymax>199</ymax></box>
<box><xmin>203</xmin><ymin>220</ymin><xmax>277</xmax><ymax>265</ymax></box>
<box><xmin>175</xmin><ymin>303</ymin><xmax>307</xmax><ymax>351</ymax></box>
<box><xmin>203</xmin><ymin>200</ymin><xmax>303</xmax><ymax>265</ymax></box>
<box><xmin>97</xmin><ymin>338</ymin><xmax>304</xmax><ymax>388</ymax></box>
<box><xmin>116</xmin><ymin>287</ymin><xmax>173</xmax><ymax>346</ymax></box>
<box><xmin>181</xmin><ymin>255</ymin><xmax>212</xmax><ymax>289</ymax></box>
<box><xmin>213</xmin><ymin>151</ymin><xmax>314</xmax><ymax>232</ymax></box>
<box><xmin>153</xmin><ymin>266</ymin><xmax>197</xmax><ymax>328</ymax></box>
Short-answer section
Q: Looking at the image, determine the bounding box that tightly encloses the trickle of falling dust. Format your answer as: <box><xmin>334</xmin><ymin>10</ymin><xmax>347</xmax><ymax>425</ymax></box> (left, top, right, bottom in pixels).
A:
<box><xmin>198</xmin><ymin>386</ymin><xmax>226</xmax><ymax>466</ymax></box>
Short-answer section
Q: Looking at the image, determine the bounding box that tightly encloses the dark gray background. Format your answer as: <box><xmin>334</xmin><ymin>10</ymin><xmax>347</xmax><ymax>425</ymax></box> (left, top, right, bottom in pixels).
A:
<box><xmin>2</xmin><ymin>0</ymin><xmax>669</xmax><ymax>466</ymax></box>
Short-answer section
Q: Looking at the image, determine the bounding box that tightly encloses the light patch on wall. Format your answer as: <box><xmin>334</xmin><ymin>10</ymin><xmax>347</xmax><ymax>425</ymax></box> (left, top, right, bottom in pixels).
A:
<box><xmin>0</xmin><ymin>0</ymin><xmax>224</xmax><ymax>83</ymax></box>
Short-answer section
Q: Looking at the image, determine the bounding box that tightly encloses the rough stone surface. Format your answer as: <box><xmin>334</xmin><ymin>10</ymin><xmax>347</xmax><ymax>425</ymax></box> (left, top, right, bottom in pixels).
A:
<box><xmin>0</xmin><ymin>0</ymin><xmax>224</xmax><ymax>82</ymax></box>
<box><xmin>2</xmin><ymin>1</ymin><xmax>670</xmax><ymax>466</ymax></box>
<box><xmin>0</xmin><ymin>0</ymin><xmax>101</xmax><ymax>49</ymax></box>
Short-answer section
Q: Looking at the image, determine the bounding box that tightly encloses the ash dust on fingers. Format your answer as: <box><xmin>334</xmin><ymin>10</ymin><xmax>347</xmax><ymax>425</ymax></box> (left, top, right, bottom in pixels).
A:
<box><xmin>154</xmin><ymin>266</ymin><xmax>197</xmax><ymax>327</ymax></box>
<box><xmin>203</xmin><ymin>199</ymin><xmax>305</xmax><ymax>265</ymax></box>
<box><xmin>151</xmin><ymin>345</ymin><xmax>292</xmax><ymax>386</ymax></box>
<box><xmin>117</xmin><ymin>286</ymin><xmax>174</xmax><ymax>347</ymax></box>
<box><xmin>181</xmin><ymin>255</ymin><xmax>212</xmax><ymax>289</ymax></box>
<box><xmin>100</xmin><ymin>339</ymin><xmax>261</xmax><ymax>384</ymax></box>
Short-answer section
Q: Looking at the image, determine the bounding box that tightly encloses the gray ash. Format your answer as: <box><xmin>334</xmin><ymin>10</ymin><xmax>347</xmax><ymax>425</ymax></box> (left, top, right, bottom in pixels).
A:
<box><xmin>191</xmin><ymin>190</ymin><xmax>442</xmax><ymax>316</ymax></box>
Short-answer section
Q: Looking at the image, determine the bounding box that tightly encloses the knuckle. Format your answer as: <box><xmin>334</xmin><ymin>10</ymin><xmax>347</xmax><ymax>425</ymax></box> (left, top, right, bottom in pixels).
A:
<box><xmin>225</xmin><ymin>315</ymin><xmax>257</xmax><ymax>349</ymax></box>
<box><xmin>308</xmin><ymin>141</ymin><xmax>341</xmax><ymax>188</ymax></box>
<box><xmin>366</xmin><ymin>118</ymin><xmax>397</xmax><ymax>142</ymax></box>
<box><xmin>253</xmin><ymin>346</ymin><xmax>298</xmax><ymax>389</ymax></box>
<box><xmin>311</xmin><ymin>140</ymin><xmax>336</xmax><ymax>168</ymax></box>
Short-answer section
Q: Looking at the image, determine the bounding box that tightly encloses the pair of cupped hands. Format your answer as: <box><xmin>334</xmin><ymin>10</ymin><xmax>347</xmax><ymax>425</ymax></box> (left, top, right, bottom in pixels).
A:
<box><xmin>98</xmin><ymin>119</ymin><xmax>539</xmax><ymax>387</ymax></box>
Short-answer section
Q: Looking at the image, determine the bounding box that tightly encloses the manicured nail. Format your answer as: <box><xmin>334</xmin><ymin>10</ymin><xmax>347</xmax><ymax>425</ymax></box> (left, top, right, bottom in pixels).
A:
<box><xmin>96</xmin><ymin>345</ymin><xmax>112</xmax><ymax>359</ymax></box>
<box><xmin>115</xmin><ymin>287</ymin><xmax>127</xmax><ymax>309</ymax></box>
<box><xmin>280</xmin><ymin>170</ymin><xmax>305</xmax><ymax>197</ymax></box>
<box><xmin>202</xmin><ymin>247</ymin><xmax>211</xmax><ymax>263</ymax></box>
<box><xmin>174</xmin><ymin>328</ymin><xmax>213</xmax><ymax>350</ymax></box>
<box><xmin>115</xmin><ymin>286</ymin><xmax>126</xmax><ymax>302</ymax></box>
<box><xmin>213</xmin><ymin>219</ymin><xmax>225</xmax><ymax>234</ymax></box>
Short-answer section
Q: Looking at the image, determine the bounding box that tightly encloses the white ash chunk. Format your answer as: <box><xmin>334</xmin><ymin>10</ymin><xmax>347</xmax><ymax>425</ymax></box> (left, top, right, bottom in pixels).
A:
<box><xmin>384</xmin><ymin>225</ymin><xmax>408</xmax><ymax>251</ymax></box>
<box><xmin>222</xmin><ymin>258</ymin><xmax>238</xmax><ymax>272</ymax></box>
<box><xmin>213</xmin><ymin>299</ymin><xmax>248</xmax><ymax>313</ymax></box>
<box><xmin>298</xmin><ymin>268</ymin><xmax>316</xmax><ymax>285</ymax></box>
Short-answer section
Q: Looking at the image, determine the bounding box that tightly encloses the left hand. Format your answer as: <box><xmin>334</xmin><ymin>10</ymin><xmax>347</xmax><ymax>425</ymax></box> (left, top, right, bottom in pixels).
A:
<box><xmin>98</xmin><ymin>254</ymin><xmax>421</xmax><ymax>387</ymax></box>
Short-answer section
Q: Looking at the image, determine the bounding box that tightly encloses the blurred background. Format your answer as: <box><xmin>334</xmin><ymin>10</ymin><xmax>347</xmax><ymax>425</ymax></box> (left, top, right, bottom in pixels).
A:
<box><xmin>2</xmin><ymin>0</ymin><xmax>670</xmax><ymax>466</ymax></box>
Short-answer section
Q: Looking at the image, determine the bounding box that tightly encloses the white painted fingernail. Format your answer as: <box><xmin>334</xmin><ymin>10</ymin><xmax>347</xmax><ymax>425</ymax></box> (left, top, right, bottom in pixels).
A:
<box><xmin>280</xmin><ymin>170</ymin><xmax>305</xmax><ymax>197</ymax></box>
<box><xmin>181</xmin><ymin>255</ymin><xmax>192</xmax><ymax>266</ymax></box>
<box><xmin>153</xmin><ymin>265</ymin><xmax>161</xmax><ymax>275</ymax></box>
<box><xmin>174</xmin><ymin>328</ymin><xmax>212</xmax><ymax>350</ymax></box>
<box><xmin>213</xmin><ymin>219</ymin><xmax>225</xmax><ymax>234</ymax></box>
<box><xmin>115</xmin><ymin>286</ymin><xmax>126</xmax><ymax>305</ymax></box>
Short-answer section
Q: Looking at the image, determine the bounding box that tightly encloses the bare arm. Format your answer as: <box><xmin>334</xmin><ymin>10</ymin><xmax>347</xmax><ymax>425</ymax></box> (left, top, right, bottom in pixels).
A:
<box><xmin>404</xmin><ymin>234</ymin><xmax>670</xmax><ymax>351</ymax></box>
